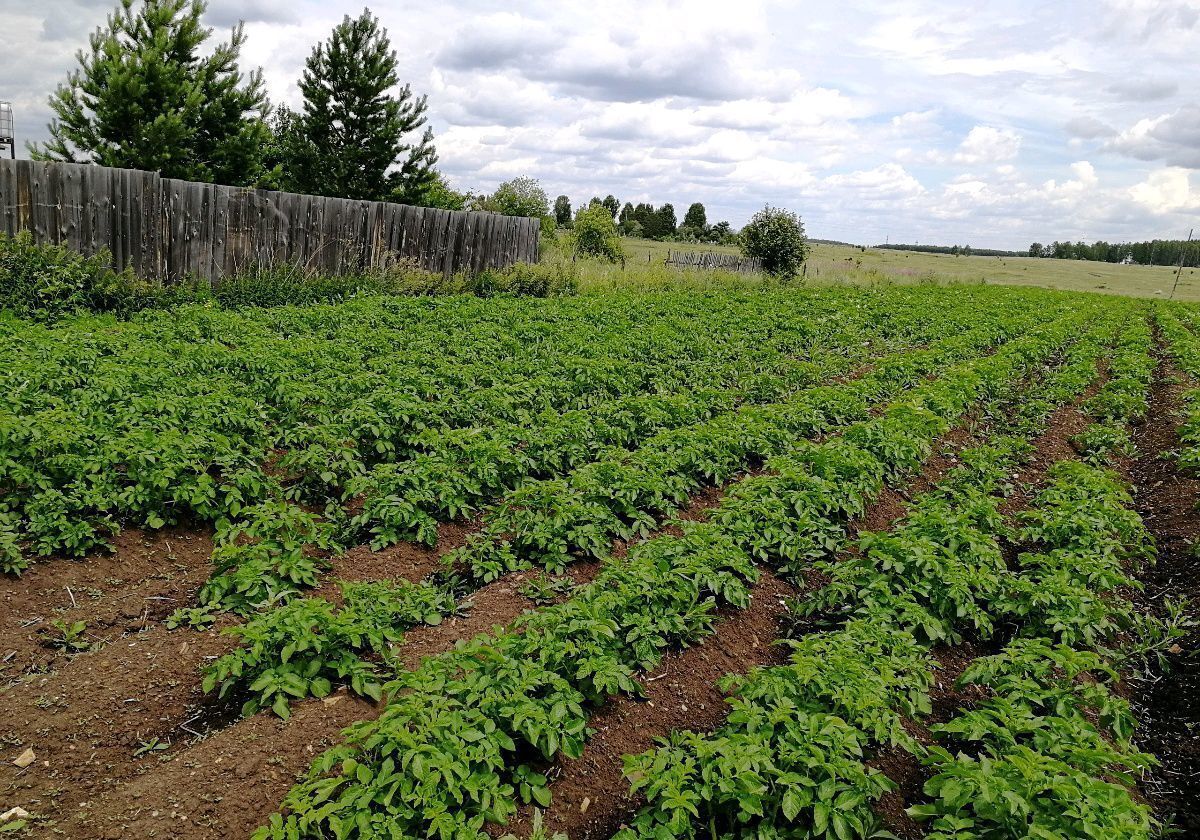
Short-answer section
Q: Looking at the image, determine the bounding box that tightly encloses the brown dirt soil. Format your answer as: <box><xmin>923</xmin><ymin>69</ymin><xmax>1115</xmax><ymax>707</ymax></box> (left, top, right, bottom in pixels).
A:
<box><xmin>1128</xmin><ymin>360</ymin><xmax>1200</xmax><ymax>835</ymax></box>
<box><xmin>0</xmin><ymin>616</ymin><xmax>238</xmax><ymax>833</ymax></box>
<box><xmin>505</xmin><ymin>572</ymin><xmax>797</xmax><ymax>840</ymax></box>
<box><xmin>310</xmin><ymin>519</ymin><xmax>478</xmax><ymax>603</ymax></box>
<box><xmin>868</xmin><ymin>371</ymin><xmax>1105</xmax><ymax>839</ymax></box>
<box><xmin>0</xmin><ymin>518</ymin><xmax>490</xmax><ymax>838</ymax></box>
<box><xmin>43</xmin><ymin>571</ymin><xmax>540</xmax><ymax>839</ymax></box>
<box><xmin>7</xmin><ymin>462</ymin><xmax>729</xmax><ymax>840</ymax></box>
<box><xmin>0</xmin><ymin>525</ymin><xmax>214</xmax><ymax>682</ymax></box>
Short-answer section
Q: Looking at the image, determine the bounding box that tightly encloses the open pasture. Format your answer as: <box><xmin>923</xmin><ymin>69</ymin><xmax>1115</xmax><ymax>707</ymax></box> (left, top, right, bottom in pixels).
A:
<box><xmin>602</xmin><ymin>237</ymin><xmax>1200</xmax><ymax>302</ymax></box>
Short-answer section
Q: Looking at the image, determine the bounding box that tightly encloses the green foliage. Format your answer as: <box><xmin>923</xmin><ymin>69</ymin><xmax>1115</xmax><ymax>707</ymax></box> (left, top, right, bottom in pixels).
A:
<box><xmin>619</xmin><ymin>622</ymin><xmax>930</xmax><ymax>840</ymax></box>
<box><xmin>481</xmin><ymin>176</ymin><xmax>550</xmax><ymax>218</ymax></box>
<box><xmin>277</xmin><ymin>9</ymin><xmax>437</xmax><ymax>202</ymax></box>
<box><xmin>912</xmin><ymin>747</ymin><xmax>1154</xmax><ymax>839</ymax></box>
<box><xmin>165</xmin><ymin>604</ymin><xmax>219</xmax><ymax>630</ymax></box>
<box><xmin>553</xmin><ymin>195</ymin><xmax>572</xmax><ymax>227</ymax></box>
<box><xmin>204</xmin><ymin>578</ymin><xmax>457</xmax><ymax>717</ymax></box>
<box><xmin>31</xmin><ymin>0</ymin><xmax>272</xmax><ymax>185</ymax></box>
<box><xmin>1072</xmin><ymin>421</ymin><xmax>1135</xmax><ymax>464</ymax></box>
<box><xmin>255</xmin><ymin>299</ymin><xmax>1115</xmax><ymax>838</ymax></box>
<box><xmin>571</xmin><ymin>204</ymin><xmax>623</xmax><ymax>263</ymax></box>
<box><xmin>1157</xmin><ymin>307</ymin><xmax>1200</xmax><ymax>478</ymax></box>
<box><xmin>611</xmin><ymin>307</ymin><xmax>1161</xmax><ymax>840</ymax></box>
<box><xmin>655</xmin><ymin>203</ymin><xmax>678</xmax><ymax>238</ymax></box>
<box><xmin>133</xmin><ymin>736</ymin><xmax>171</xmax><ymax>757</ymax></box>
<box><xmin>682</xmin><ymin>201</ymin><xmax>707</xmax><ymax>231</ymax></box>
<box><xmin>0</xmin><ymin>232</ymin><xmax>186</xmax><ymax>320</ymax></box>
<box><xmin>200</xmin><ymin>501</ymin><xmax>340</xmax><ymax>614</ymax></box>
<box><xmin>414</xmin><ymin>172</ymin><xmax>470</xmax><ymax>211</ymax></box>
<box><xmin>740</xmin><ymin>205</ymin><xmax>810</xmax><ymax>278</ymax></box>
<box><xmin>0</xmin><ymin>234</ymin><xmax>578</xmax><ymax>322</ymax></box>
<box><xmin>39</xmin><ymin>619</ymin><xmax>90</xmax><ymax>652</ymax></box>
<box><xmin>517</xmin><ymin>572</ymin><xmax>576</xmax><ymax>606</ymax></box>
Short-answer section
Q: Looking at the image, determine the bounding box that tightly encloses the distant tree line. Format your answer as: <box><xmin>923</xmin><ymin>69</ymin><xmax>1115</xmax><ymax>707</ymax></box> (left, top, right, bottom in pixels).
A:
<box><xmin>876</xmin><ymin>243</ymin><xmax>1022</xmax><ymax>257</ymax></box>
<box><xmin>874</xmin><ymin>239</ymin><xmax>1198</xmax><ymax>267</ymax></box>
<box><xmin>551</xmin><ymin>195</ymin><xmax>737</xmax><ymax>244</ymax></box>
<box><xmin>1027</xmin><ymin>239</ymin><xmax>1199</xmax><ymax>267</ymax></box>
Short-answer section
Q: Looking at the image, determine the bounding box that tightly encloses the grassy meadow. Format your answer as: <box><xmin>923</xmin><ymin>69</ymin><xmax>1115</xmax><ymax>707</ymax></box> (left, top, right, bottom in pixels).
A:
<box><xmin>558</xmin><ymin>236</ymin><xmax>1200</xmax><ymax>302</ymax></box>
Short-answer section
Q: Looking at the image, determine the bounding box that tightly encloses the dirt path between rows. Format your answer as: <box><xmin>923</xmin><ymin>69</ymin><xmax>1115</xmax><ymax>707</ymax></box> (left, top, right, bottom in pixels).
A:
<box><xmin>508</xmin><ymin>408</ymin><xmax>1002</xmax><ymax>839</ymax></box>
<box><xmin>1129</xmin><ymin>356</ymin><xmax>1200</xmax><ymax>835</ymax></box>
<box><xmin>0</xmin><ymin>525</ymin><xmax>214</xmax><ymax>681</ymax></box>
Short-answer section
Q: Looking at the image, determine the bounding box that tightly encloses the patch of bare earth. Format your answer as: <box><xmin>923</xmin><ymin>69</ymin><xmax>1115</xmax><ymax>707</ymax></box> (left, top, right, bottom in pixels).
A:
<box><xmin>0</xmin><ymin>525</ymin><xmax>214</xmax><ymax>682</ymax></box>
<box><xmin>1129</xmin><ymin>358</ymin><xmax>1200</xmax><ymax>835</ymax></box>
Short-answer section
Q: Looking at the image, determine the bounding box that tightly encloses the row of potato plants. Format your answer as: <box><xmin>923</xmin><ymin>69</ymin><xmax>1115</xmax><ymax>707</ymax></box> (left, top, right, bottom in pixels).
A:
<box><xmin>0</xmin><ymin>287</ymin><xmax>988</xmax><ymax>582</ymax></box>
<box><xmin>432</xmin><ymin>303</ymin><xmax>1057</xmax><ymax>587</ymax></box>
<box><xmin>200</xmin><ymin>288</ymin><xmax>1055</xmax><ymax>611</ymax></box>
<box><xmin>1156</xmin><ymin>304</ymin><xmax>1200</xmax><ymax>477</ymax></box>
<box><xmin>617</xmin><ymin>308</ymin><xmax>1164</xmax><ymax>840</ymax></box>
<box><xmin>249</xmin><ymin>304</ymin><xmax>1108</xmax><ymax>839</ymax></box>
<box><xmin>203</xmin><ymin>302</ymin><xmax>1075</xmax><ymax>716</ymax></box>
<box><xmin>0</xmin><ymin>290</ymin><xmax>844</xmax><ymax>570</ymax></box>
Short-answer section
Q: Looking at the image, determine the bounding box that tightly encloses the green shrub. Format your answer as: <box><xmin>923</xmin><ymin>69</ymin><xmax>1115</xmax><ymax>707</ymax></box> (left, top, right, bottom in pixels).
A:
<box><xmin>1</xmin><ymin>232</ymin><xmax>572</xmax><ymax>319</ymax></box>
<box><xmin>739</xmin><ymin>205</ymin><xmax>809</xmax><ymax>278</ymax></box>
<box><xmin>0</xmin><ymin>231</ymin><xmax>160</xmax><ymax>319</ymax></box>
<box><xmin>212</xmin><ymin>259</ymin><xmax>453</xmax><ymax>308</ymax></box>
<box><xmin>470</xmin><ymin>261</ymin><xmax>578</xmax><ymax>298</ymax></box>
<box><xmin>571</xmin><ymin>204</ymin><xmax>623</xmax><ymax>263</ymax></box>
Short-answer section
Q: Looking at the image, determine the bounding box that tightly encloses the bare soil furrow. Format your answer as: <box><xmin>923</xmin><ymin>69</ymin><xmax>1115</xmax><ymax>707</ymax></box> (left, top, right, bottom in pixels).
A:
<box><xmin>1129</xmin><ymin>357</ymin><xmax>1200</xmax><ymax>834</ymax></box>
<box><xmin>0</xmin><ymin>526</ymin><xmax>214</xmax><ymax>681</ymax></box>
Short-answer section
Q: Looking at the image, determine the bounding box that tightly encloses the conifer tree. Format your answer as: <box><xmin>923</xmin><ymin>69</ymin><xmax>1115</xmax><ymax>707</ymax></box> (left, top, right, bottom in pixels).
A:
<box><xmin>284</xmin><ymin>9</ymin><xmax>438</xmax><ymax>202</ymax></box>
<box><xmin>31</xmin><ymin>0</ymin><xmax>271</xmax><ymax>185</ymax></box>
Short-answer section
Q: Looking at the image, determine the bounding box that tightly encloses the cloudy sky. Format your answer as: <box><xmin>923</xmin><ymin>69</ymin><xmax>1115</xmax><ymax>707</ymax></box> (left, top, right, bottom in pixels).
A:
<box><xmin>3</xmin><ymin>0</ymin><xmax>1199</xmax><ymax>249</ymax></box>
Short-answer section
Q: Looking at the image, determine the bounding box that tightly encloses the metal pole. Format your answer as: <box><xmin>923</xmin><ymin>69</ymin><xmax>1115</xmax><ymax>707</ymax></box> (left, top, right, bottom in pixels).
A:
<box><xmin>1170</xmin><ymin>229</ymin><xmax>1194</xmax><ymax>301</ymax></box>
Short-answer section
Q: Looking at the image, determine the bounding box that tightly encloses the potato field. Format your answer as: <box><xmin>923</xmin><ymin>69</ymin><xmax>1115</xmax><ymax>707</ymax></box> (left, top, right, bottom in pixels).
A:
<box><xmin>2</xmin><ymin>285</ymin><xmax>1200</xmax><ymax>839</ymax></box>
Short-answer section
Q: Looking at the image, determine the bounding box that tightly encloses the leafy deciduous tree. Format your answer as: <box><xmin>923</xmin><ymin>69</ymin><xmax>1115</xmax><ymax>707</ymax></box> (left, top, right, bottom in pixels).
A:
<box><xmin>483</xmin><ymin>176</ymin><xmax>550</xmax><ymax>218</ymax></box>
<box><xmin>417</xmin><ymin>172</ymin><xmax>469</xmax><ymax>210</ymax></box>
<box><xmin>618</xmin><ymin>202</ymin><xmax>635</xmax><ymax>229</ymax></box>
<box><xmin>655</xmin><ymin>203</ymin><xmax>678</xmax><ymax>238</ymax></box>
<box><xmin>554</xmin><ymin>195</ymin><xmax>572</xmax><ymax>227</ymax></box>
<box><xmin>571</xmin><ymin>203</ymin><xmax>623</xmax><ymax>262</ymax></box>
<box><xmin>683</xmin><ymin>202</ymin><xmax>707</xmax><ymax>231</ymax></box>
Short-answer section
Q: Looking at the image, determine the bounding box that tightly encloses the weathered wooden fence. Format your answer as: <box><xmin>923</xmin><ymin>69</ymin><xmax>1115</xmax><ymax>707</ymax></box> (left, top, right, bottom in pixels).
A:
<box><xmin>0</xmin><ymin>159</ymin><xmax>540</xmax><ymax>283</ymax></box>
<box><xmin>665</xmin><ymin>249</ymin><xmax>761</xmax><ymax>273</ymax></box>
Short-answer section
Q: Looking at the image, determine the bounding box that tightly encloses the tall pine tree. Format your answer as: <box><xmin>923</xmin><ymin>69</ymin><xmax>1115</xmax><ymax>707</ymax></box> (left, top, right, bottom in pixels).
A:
<box><xmin>283</xmin><ymin>10</ymin><xmax>437</xmax><ymax>203</ymax></box>
<box><xmin>30</xmin><ymin>0</ymin><xmax>271</xmax><ymax>185</ymax></box>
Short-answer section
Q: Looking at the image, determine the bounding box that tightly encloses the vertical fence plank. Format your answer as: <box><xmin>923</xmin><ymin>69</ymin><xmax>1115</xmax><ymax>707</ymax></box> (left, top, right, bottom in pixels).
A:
<box><xmin>0</xmin><ymin>161</ymin><xmax>539</xmax><ymax>285</ymax></box>
<box><xmin>123</xmin><ymin>168</ymin><xmax>142</xmax><ymax>276</ymax></box>
<box><xmin>209</xmin><ymin>184</ymin><xmax>229</xmax><ymax>284</ymax></box>
<box><xmin>29</xmin><ymin>161</ymin><xmax>50</xmax><ymax>246</ymax></box>
<box><xmin>0</xmin><ymin>160</ymin><xmax>13</xmax><ymax>236</ymax></box>
<box><xmin>58</xmin><ymin>163</ymin><xmax>83</xmax><ymax>253</ymax></box>
<box><xmin>92</xmin><ymin>166</ymin><xmax>112</xmax><ymax>265</ymax></box>
<box><xmin>13</xmin><ymin>160</ymin><xmax>33</xmax><ymax>236</ymax></box>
